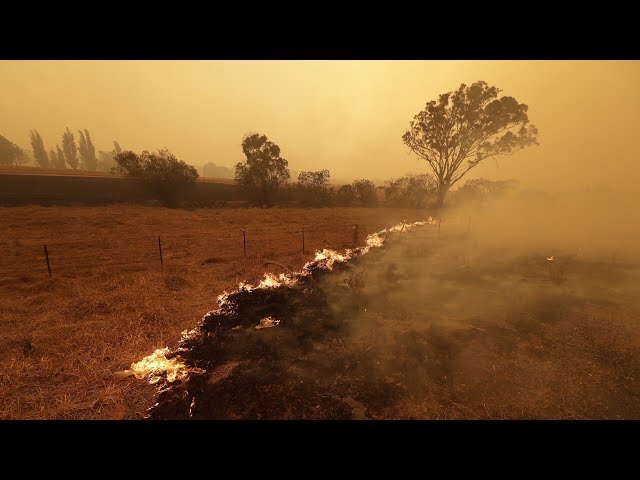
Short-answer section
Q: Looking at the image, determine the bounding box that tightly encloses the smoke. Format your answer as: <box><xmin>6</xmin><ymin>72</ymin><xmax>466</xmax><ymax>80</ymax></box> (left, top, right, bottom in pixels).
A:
<box><xmin>449</xmin><ymin>188</ymin><xmax>640</xmax><ymax>262</ymax></box>
<box><xmin>314</xmin><ymin>193</ymin><xmax>640</xmax><ymax>418</ymax></box>
<box><xmin>139</xmin><ymin>194</ymin><xmax>640</xmax><ymax>419</ymax></box>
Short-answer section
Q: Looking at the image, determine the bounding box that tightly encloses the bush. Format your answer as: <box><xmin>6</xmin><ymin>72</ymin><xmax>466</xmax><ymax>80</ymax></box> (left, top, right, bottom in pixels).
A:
<box><xmin>297</xmin><ymin>169</ymin><xmax>332</xmax><ymax>206</ymax></box>
<box><xmin>452</xmin><ymin>178</ymin><xmax>518</xmax><ymax>207</ymax></box>
<box><xmin>352</xmin><ymin>179</ymin><xmax>378</xmax><ymax>206</ymax></box>
<box><xmin>384</xmin><ymin>173</ymin><xmax>436</xmax><ymax>208</ymax></box>
<box><xmin>112</xmin><ymin>149</ymin><xmax>198</xmax><ymax>206</ymax></box>
<box><xmin>336</xmin><ymin>184</ymin><xmax>356</xmax><ymax>206</ymax></box>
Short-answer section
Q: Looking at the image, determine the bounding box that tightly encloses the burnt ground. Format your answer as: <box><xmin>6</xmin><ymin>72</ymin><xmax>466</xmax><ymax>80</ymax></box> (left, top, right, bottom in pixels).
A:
<box><xmin>147</xmin><ymin>226</ymin><xmax>640</xmax><ymax>419</ymax></box>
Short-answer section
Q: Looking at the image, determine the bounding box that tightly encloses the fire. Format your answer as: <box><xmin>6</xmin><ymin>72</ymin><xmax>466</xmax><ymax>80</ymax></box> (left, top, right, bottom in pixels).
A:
<box><xmin>365</xmin><ymin>233</ymin><xmax>384</xmax><ymax>248</ymax></box>
<box><xmin>128</xmin><ymin>347</ymin><xmax>204</xmax><ymax>384</ymax></box>
<box><xmin>256</xmin><ymin>316</ymin><xmax>280</xmax><ymax>329</ymax></box>
<box><xmin>310</xmin><ymin>248</ymin><xmax>350</xmax><ymax>269</ymax></box>
<box><xmin>237</xmin><ymin>272</ymin><xmax>299</xmax><ymax>292</ymax></box>
<box><xmin>129</xmin><ymin>218</ymin><xmax>436</xmax><ymax>387</ymax></box>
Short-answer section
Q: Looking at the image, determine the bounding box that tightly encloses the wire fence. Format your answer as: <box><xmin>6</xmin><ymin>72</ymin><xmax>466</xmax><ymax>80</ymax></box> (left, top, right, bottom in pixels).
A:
<box><xmin>0</xmin><ymin>202</ymin><xmax>450</xmax><ymax>285</ymax></box>
<box><xmin>0</xmin><ymin>219</ymin><xmax>400</xmax><ymax>282</ymax></box>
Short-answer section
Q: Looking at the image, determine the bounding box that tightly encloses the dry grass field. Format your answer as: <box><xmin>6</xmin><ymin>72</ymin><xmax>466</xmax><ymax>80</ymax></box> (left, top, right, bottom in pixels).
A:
<box><xmin>0</xmin><ymin>205</ymin><xmax>423</xmax><ymax>419</ymax></box>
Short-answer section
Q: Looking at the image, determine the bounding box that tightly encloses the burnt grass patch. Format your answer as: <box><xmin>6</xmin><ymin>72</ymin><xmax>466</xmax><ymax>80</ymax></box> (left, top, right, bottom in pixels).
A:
<box><xmin>145</xmin><ymin>227</ymin><xmax>640</xmax><ymax>420</ymax></box>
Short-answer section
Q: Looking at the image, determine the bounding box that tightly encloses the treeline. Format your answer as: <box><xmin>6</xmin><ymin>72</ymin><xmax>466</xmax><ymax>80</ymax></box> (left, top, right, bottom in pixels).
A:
<box><xmin>0</xmin><ymin>129</ymin><xmax>123</xmax><ymax>172</ymax></box>
<box><xmin>233</xmin><ymin>132</ymin><xmax>521</xmax><ymax>208</ymax></box>
<box><xmin>232</xmin><ymin>132</ymin><xmax>433</xmax><ymax>208</ymax></box>
<box><xmin>6</xmin><ymin>127</ymin><xmax>519</xmax><ymax>209</ymax></box>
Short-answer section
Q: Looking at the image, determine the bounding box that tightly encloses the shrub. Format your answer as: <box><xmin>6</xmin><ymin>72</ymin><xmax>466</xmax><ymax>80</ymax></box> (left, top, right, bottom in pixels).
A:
<box><xmin>112</xmin><ymin>149</ymin><xmax>198</xmax><ymax>206</ymax></box>
<box><xmin>352</xmin><ymin>179</ymin><xmax>378</xmax><ymax>206</ymax></box>
<box><xmin>297</xmin><ymin>169</ymin><xmax>332</xmax><ymax>206</ymax></box>
<box><xmin>452</xmin><ymin>178</ymin><xmax>518</xmax><ymax>207</ymax></box>
<box><xmin>384</xmin><ymin>173</ymin><xmax>436</xmax><ymax>208</ymax></box>
<box><xmin>336</xmin><ymin>184</ymin><xmax>356</xmax><ymax>206</ymax></box>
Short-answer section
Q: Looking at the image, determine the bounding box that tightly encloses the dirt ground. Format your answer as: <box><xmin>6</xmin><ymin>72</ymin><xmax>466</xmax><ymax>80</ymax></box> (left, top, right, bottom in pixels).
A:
<box><xmin>0</xmin><ymin>204</ymin><xmax>422</xmax><ymax>419</ymax></box>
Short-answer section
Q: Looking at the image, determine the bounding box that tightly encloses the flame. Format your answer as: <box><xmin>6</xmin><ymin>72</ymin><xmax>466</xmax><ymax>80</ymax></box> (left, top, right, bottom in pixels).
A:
<box><xmin>256</xmin><ymin>316</ymin><xmax>280</xmax><ymax>329</ymax></box>
<box><xmin>128</xmin><ymin>347</ymin><xmax>203</xmax><ymax>384</ymax></box>
<box><xmin>365</xmin><ymin>233</ymin><xmax>384</xmax><ymax>248</ymax></box>
<box><xmin>180</xmin><ymin>328</ymin><xmax>199</xmax><ymax>342</ymax></box>
<box><xmin>131</xmin><ymin>218</ymin><xmax>436</xmax><ymax>387</ymax></box>
<box><xmin>311</xmin><ymin>248</ymin><xmax>349</xmax><ymax>268</ymax></box>
<box><xmin>237</xmin><ymin>272</ymin><xmax>299</xmax><ymax>292</ymax></box>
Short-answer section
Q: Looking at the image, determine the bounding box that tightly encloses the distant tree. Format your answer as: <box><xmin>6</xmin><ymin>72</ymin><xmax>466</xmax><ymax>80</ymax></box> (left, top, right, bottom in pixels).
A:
<box><xmin>453</xmin><ymin>177</ymin><xmax>518</xmax><ymax>206</ymax></box>
<box><xmin>49</xmin><ymin>149</ymin><xmax>58</xmax><ymax>167</ymax></box>
<box><xmin>336</xmin><ymin>184</ymin><xmax>355</xmax><ymax>206</ymax></box>
<box><xmin>29</xmin><ymin>130</ymin><xmax>49</xmax><ymax>167</ymax></box>
<box><xmin>352</xmin><ymin>179</ymin><xmax>378</xmax><ymax>206</ymax></box>
<box><xmin>12</xmin><ymin>147</ymin><xmax>29</xmax><ymax>166</ymax></box>
<box><xmin>234</xmin><ymin>133</ymin><xmax>290</xmax><ymax>206</ymax></box>
<box><xmin>112</xmin><ymin>149</ymin><xmax>199</xmax><ymax>206</ymax></box>
<box><xmin>297</xmin><ymin>169</ymin><xmax>331</xmax><ymax>206</ymax></box>
<box><xmin>402</xmin><ymin>81</ymin><xmax>538</xmax><ymax>207</ymax></box>
<box><xmin>50</xmin><ymin>145</ymin><xmax>66</xmax><ymax>169</ymax></box>
<box><xmin>55</xmin><ymin>145</ymin><xmax>66</xmax><ymax>169</ymax></box>
<box><xmin>384</xmin><ymin>173</ymin><xmax>436</xmax><ymax>208</ymax></box>
<box><xmin>0</xmin><ymin>134</ymin><xmax>26</xmax><ymax>165</ymax></box>
<box><xmin>62</xmin><ymin>127</ymin><xmax>78</xmax><ymax>169</ymax></box>
<box><xmin>113</xmin><ymin>141</ymin><xmax>122</xmax><ymax>155</ymax></box>
<box><xmin>78</xmin><ymin>129</ymin><xmax>97</xmax><ymax>170</ymax></box>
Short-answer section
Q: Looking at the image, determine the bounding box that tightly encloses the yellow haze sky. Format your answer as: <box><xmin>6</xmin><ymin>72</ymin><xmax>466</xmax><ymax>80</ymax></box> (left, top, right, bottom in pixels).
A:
<box><xmin>1</xmin><ymin>60</ymin><xmax>639</xmax><ymax>191</ymax></box>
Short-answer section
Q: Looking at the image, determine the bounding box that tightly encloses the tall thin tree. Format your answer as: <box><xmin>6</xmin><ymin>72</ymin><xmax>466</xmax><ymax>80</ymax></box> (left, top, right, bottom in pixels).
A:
<box><xmin>56</xmin><ymin>145</ymin><xmax>66</xmax><ymax>169</ymax></box>
<box><xmin>78</xmin><ymin>129</ymin><xmax>97</xmax><ymax>170</ymax></box>
<box><xmin>85</xmin><ymin>130</ymin><xmax>96</xmax><ymax>170</ymax></box>
<box><xmin>62</xmin><ymin>127</ymin><xmax>78</xmax><ymax>169</ymax></box>
<box><xmin>29</xmin><ymin>130</ymin><xmax>49</xmax><ymax>167</ymax></box>
<box><xmin>49</xmin><ymin>148</ymin><xmax>57</xmax><ymax>167</ymax></box>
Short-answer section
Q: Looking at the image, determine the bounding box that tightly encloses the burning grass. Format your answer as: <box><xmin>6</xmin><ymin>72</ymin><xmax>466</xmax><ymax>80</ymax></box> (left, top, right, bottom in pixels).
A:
<box><xmin>0</xmin><ymin>205</ymin><xmax>424</xmax><ymax>419</ymax></box>
<box><xmin>129</xmin><ymin>219</ymin><xmax>434</xmax><ymax>391</ymax></box>
<box><xmin>3</xmin><ymin>204</ymin><xmax>639</xmax><ymax>420</ymax></box>
<box><xmin>134</xmin><ymin>219</ymin><xmax>640</xmax><ymax>420</ymax></box>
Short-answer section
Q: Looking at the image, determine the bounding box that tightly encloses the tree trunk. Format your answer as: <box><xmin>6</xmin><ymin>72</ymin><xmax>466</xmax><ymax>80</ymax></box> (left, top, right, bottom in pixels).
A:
<box><xmin>435</xmin><ymin>182</ymin><xmax>450</xmax><ymax>209</ymax></box>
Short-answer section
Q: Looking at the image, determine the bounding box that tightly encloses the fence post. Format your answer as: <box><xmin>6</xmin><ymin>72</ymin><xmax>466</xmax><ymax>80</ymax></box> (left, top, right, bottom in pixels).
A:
<box><xmin>243</xmin><ymin>229</ymin><xmax>246</xmax><ymax>258</ymax></box>
<box><xmin>43</xmin><ymin>244</ymin><xmax>52</xmax><ymax>277</ymax></box>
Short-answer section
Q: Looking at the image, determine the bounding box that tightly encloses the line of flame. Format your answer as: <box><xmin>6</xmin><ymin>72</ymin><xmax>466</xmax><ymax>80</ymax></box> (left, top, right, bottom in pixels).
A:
<box><xmin>129</xmin><ymin>218</ymin><xmax>436</xmax><ymax>385</ymax></box>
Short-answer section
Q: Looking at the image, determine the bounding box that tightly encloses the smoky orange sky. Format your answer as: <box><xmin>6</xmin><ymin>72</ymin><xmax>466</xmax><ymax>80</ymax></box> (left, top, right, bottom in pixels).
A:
<box><xmin>1</xmin><ymin>60</ymin><xmax>639</xmax><ymax>191</ymax></box>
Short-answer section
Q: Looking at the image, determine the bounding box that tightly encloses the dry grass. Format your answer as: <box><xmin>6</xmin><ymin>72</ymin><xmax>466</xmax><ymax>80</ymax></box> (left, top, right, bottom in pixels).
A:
<box><xmin>0</xmin><ymin>204</ymin><xmax>423</xmax><ymax>419</ymax></box>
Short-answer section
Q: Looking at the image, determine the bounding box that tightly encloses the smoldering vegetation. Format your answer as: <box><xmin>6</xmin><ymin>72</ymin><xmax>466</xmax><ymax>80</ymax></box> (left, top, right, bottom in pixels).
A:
<box><xmin>145</xmin><ymin>197</ymin><xmax>640</xmax><ymax>419</ymax></box>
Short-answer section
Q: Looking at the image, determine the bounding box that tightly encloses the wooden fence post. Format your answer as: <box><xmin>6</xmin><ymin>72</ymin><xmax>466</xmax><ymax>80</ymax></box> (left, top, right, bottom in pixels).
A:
<box><xmin>158</xmin><ymin>236</ymin><xmax>163</xmax><ymax>268</ymax></box>
<box><xmin>44</xmin><ymin>244</ymin><xmax>52</xmax><ymax>277</ymax></box>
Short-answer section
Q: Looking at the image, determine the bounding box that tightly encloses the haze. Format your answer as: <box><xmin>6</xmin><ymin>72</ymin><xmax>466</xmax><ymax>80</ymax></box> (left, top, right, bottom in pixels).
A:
<box><xmin>1</xmin><ymin>60</ymin><xmax>639</xmax><ymax>191</ymax></box>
